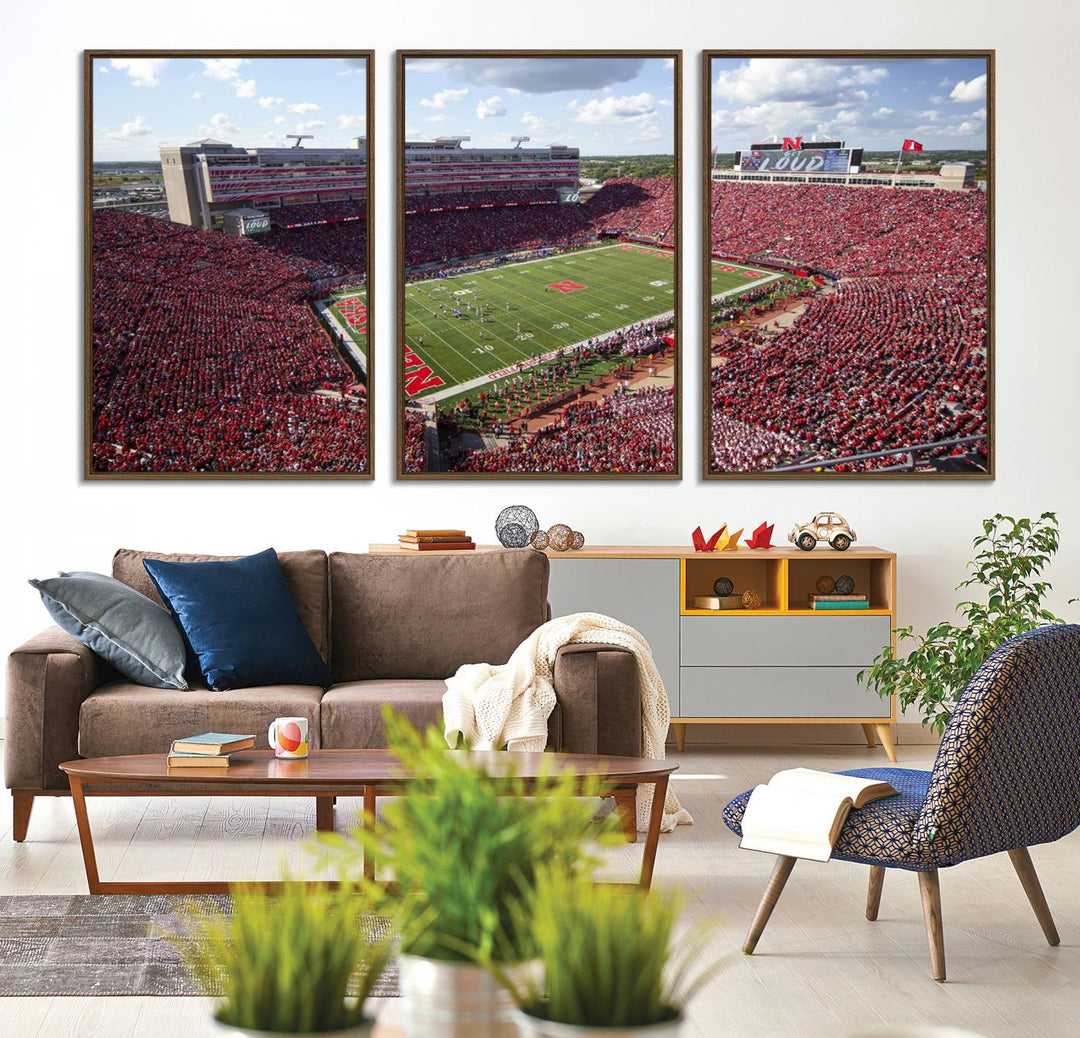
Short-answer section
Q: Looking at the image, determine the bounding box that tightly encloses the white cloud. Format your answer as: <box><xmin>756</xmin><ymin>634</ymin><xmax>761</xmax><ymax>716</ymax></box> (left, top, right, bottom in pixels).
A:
<box><xmin>337</xmin><ymin>114</ymin><xmax>366</xmax><ymax>131</ymax></box>
<box><xmin>573</xmin><ymin>92</ymin><xmax>657</xmax><ymax>125</ymax></box>
<box><xmin>192</xmin><ymin>92</ymin><xmax>203</xmax><ymax>100</ymax></box>
<box><xmin>201</xmin><ymin>112</ymin><xmax>240</xmax><ymax>138</ymax></box>
<box><xmin>274</xmin><ymin>116</ymin><xmax>287</xmax><ymax>125</ymax></box>
<box><xmin>98</xmin><ymin>65</ymin><xmax>109</xmax><ymax>74</ymax></box>
<box><xmin>420</xmin><ymin>88</ymin><xmax>469</xmax><ymax>109</ymax></box>
<box><xmin>407</xmin><ymin>57</ymin><xmax>645</xmax><ymax>94</ymax></box>
<box><xmin>200</xmin><ymin>58</ymin><xmax>245</xmax><ymax>82</ymax></box>
<box><xmin>234</xmin><ymin>78</ymin><xmax>256</xmax><ymax>99</ymax></box>
<box><xmin>426</xmin><ymin>114</ymin><xmax>447</xmax><ymax>123</ymax></box>
<box><xmin>113</xmin><ymin>115</ymin><xmax>153</xmax><ymax>139</ymax></box>
<box><xmin>506</xmin><ymin>87</ymin><xmax>521</xmax><ymax>95</ymax></box>
<box><xmin>296</xmin><ymin>120</ymin><xmax>325</xmax><ymax>133</ymax></box>
<box><xmin>258</xmin><ymin>96</ymin><xmax>284</xmax><ymax>108</ymax></box>
<box><xmin>714</xmin><ymin>59</ymin><xmax>887</xmax><ymax>106</ymax></box>
<box><xmin>971</xmin><ymin>107</ymin><xmax>987</xmax><ymax>121</ymax></box>
<box><xmin>476</xmin><ymin>96</ymin><xmax>506</xmax><ymax>119</ymax></box>
<box><xmin>521</xmin><ymin>111</ymin><xmax>558</xmax><ymax>138</ymax></box>
<box><xmin>664</xmin><ymin>57</ymin><xmax>676</xmax><ymax>70</ymax></box>
<box><xmin>950</xmin><ymin>75</ymin><xmax>986</xmax><ymax>103</ymax></box>
<box><xmin>288</xmin><ymin>102</ymin><xmax>321</xmax><ymax>115</ymax></box>
<box><xmin>873</xmin><ymin>106</ymin><xmax>894</xmax><ymax>118</ymax></box>
<box><xmin>108</xmin><ymin>58</ymin><xmax>168</xmax><ymax>87</ymax></box>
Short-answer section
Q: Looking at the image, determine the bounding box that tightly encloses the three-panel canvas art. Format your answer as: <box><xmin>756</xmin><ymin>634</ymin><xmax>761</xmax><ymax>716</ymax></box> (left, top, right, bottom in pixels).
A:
<box><xmin>86</xmin><ymin>50</ymin><xmax>992</xmax><ymax>480</ymax></box>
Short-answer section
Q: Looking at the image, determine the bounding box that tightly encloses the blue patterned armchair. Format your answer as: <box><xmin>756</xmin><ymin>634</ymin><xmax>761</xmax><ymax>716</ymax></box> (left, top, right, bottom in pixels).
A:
<box><xmin>723</xmin><ymin>624</ymin><xmax>1080</xmax><ymax>981</ymax></box>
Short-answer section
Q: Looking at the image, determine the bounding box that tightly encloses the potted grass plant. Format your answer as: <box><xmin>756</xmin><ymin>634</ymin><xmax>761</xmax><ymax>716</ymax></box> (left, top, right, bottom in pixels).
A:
<box><xmin>500</xmin><ymin>870</ymin><xmax>720</xmax><ymax>1037</ymax></box>
<box><xmin>314</xmin><ymin>710</ymin><xmax>620</xmax><ymax>1038</ymax></box>
<box><xmin>174</xmin><ymin>880</ymin><xmax>393</xmax><ymax>1037</ymax></box>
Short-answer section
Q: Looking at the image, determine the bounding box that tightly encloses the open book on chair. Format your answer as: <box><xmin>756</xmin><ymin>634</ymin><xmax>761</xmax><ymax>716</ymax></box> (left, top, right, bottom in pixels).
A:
<box><xmin>740</xmin><ymin>768</ymin><xmax>898</xmax><ymax>862</ymax></box>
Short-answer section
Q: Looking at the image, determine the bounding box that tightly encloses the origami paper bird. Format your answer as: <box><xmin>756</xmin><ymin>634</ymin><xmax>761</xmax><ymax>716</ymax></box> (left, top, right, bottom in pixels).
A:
<box><xmin>745</xmin><ymin>522</ymin><xmax>775</xmax><ymax>549</ymax></box>
<box><xmin>692</xmin><ymin>525</ymin><xmax>726</xmax><ymax>552</ymax></box>
<box><xmin>722</xmin><ymin>528</ymin><xmax>744</xmax><ymax>550</ymax></box>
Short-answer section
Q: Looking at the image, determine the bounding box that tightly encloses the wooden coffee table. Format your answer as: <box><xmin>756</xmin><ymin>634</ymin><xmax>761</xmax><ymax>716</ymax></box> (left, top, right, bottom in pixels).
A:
<box><xmin>59</xmin><ymin>749</ymin><xmax>676</xmax><ymax>895</ymax></box>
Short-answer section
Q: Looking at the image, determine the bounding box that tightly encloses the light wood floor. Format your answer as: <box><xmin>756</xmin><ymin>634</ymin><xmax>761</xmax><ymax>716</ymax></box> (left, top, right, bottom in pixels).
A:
<box><xmin>1</xmin><ymin>740</ymin><xmax>1077</xmax><ymax>1038</ymax></box>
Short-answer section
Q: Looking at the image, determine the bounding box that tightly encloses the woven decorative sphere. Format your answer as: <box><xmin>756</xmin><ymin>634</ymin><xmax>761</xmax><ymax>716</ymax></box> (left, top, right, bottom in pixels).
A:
<box><xmin>815</xmin><ymin>575</ymin><xmax>836</xmax><ymax>594</ymax></box>
<box><xmin>835</xmin><ymin>574</ymin><xmax>856</xmax><ymax>595</ymax></box>
<box><xmin>713</xmin><ymin>576</ymin><xmax>734</xmax><ymax>597</ymax></box>
<box><xmin>741</xmin><ymin>589</ymin><xmax>761</xmax><ymax>609</ymax></box>
<box><xmin>530</xmin><ymin>529</ymin><xmax>549</xmax><ymax>551</ymax></box>
<box><xmin>495</xmin><ymin>505</ymin><xmax>539</xmax><ymax>548</ymax></box>
<box><xmin>547</xmin><ymin>523</ymin><xmax>573</xmax><ymax>552</ymax></box>
<box><xmin>570</xmin><ymin>530</ymin><xmax>585</xmax><ymax>550</ymax></box>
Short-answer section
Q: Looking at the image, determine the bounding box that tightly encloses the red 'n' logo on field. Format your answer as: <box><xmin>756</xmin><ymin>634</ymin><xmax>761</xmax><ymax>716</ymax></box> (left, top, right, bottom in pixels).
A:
<box><xmin>403</xmin><ymin>347</ymin><xmax>444</xmax><ymax>396</ymax></box>
<box><xmin>547</xmin><ymin>280</ymin><xmax>587</xmax><ymax>294</ymax></box>
<box><xmin>337</xmin><ymin>299</ymin><xmax>367</xmax><ymax>333</ymax></box>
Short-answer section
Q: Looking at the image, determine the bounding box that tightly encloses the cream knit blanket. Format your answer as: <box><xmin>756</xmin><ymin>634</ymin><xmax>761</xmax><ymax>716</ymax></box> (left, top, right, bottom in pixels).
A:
<box><xmin>442</xmin><ymin>612</ymin><xmax>692</xmax><ymax>833</ymax></box>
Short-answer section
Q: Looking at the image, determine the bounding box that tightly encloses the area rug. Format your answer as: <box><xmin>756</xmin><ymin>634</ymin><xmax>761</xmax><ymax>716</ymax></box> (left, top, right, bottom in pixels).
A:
<box><xmin>0</xmin><ymin>895</ymin><xmax>399</xmax><ymax>997</ymax></box>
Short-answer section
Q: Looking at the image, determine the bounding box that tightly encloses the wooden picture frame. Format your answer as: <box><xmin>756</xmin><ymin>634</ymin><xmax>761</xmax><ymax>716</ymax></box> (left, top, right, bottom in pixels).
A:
<box><xmin>396</xmin><ymin>50</ymin><xmax>682</xmax><ymax>479</ymax></box>
<box><xmin>85</xmin><ymin>49</ymin><xmax>375</xmax><ymax>479</ymax></box>
<box><xmin>702</xmin><ymin>50</ymin><xmax>994</xmax><ymax>480</ymax></box>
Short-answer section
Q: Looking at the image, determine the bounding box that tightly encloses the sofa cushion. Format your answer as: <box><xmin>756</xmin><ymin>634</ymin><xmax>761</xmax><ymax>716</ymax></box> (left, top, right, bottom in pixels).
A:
<box><xmin>143</xmin><ymin>549</ymin><xmax>332</xmax><ymax>691</ymax></box>
<box><xmin>329</xmin><ymin>549</ymin><xmax>549</xmax><ymax>681</ymax></box>
<box><xmin>321</xmin><ymin>680</ymin><xmax>561</xmax><ymax>750</ymax></box>
<box><xmin>112</xmin><ymin>549</ymin><xmax>330</xmax><ymax>663</ymax></box>
<box><xmin>79</xmin><ymin>681</ymin><xmax>323</xmax><ymax>758</ymax></box>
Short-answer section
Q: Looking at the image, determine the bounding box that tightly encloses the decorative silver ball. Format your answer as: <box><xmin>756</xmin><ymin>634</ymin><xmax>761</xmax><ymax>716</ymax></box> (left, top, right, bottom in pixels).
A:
<box><xmin>495</xmin><ymin>506</ymin><xmax>539</xmax><ymax>548</ymax></box>
<box><xmin>713</xmin><ymin>577</ymin><xmax>734</xmax><ymax>597</ymax></box>
<box><xmin>835</xmin><ymin>574</ymin><xmax>856</xmax><ymax>595</ymax></box>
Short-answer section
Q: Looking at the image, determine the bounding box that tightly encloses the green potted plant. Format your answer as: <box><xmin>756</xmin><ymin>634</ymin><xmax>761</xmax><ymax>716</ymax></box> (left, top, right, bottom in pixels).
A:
<box><xmin>314</xmin><ymin>710</ymin><xmax>619</xmax><ymax>1038</ymax></box>
<box><xmin>860</xmin><ymin>513</ymin><xmax>1070</xmax><ymax>733</ymax></box>
<box><xmin>174</xmin><ymin>880</ymin><xmax>393</xmax><ymax>1036</ymax></box>
<box><xmin>499</xmin><ymin>870</ymin><xmax>720</xmax><ymax>1037</ymax></box>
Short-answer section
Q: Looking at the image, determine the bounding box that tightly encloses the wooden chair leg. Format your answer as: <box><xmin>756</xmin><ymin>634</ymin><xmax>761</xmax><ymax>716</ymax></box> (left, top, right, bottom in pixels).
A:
<box><xmin>612</xmin><ymin>788</ymin><xmax>638</xmax><ymax>844</ymax></box>
<box><xmin>315</xmin><ymin>796</ymin><xmax>334</xmax><ymax>832</ymax></box>
<box><xmin>1008</xmin><ymin>847</ymin><xmax>1060</xmax><ymax>946</ymax></box>
<box><xmin>874</xmin><ymin>723</ymin><xmax>898</xmax><ymax>763</ymax></box>
<box><xmin>12</xmin><ymin>792</ymin><xmax>34</xmax><ymax>842</ymax></box>
<box><xmin>860</xmin><ymin>723</ymin><xmax>877</xmax><ymax>748</ymax></box>
<box><xmin>672</xmin><ymin>723</ymin><xmax>687</xmax><ymax>752</ymax></box>
<box><xmin>917</xmin><ymin>869</ymin><xmax>946</xmax><ymax>982</ymax></box>
<box><xmin>866</xmin><ymin>865</ymin><xmax>885</xmax><ymax>920</ymax></box>
<box><xmin>743</xmin><ymin>855</ymin><xmax>797</xmax><ymax>955</ymax></box>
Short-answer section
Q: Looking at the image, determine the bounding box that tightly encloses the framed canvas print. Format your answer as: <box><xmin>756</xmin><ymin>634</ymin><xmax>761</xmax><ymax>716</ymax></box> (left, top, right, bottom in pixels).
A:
<box><xmin>397</xmin><ymin>50</ymin><xmax>681</xmax><ymax>479</ymax></box>
<box><xmin>86</xmin><ymin>50</ymin><xmax>374</xmax><ymax>478</ymax></box>
<box><xmin>703</xmin><ymin>51</ymin><xmax>993</xmax><ymax>478</ymax></box>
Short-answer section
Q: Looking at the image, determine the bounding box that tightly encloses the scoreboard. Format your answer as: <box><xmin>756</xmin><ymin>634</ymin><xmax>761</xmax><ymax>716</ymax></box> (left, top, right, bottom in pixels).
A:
<box><xmin>738</xmin><ymin>148</ymin><xmax>854</xmax><ymax>174</ymax></box>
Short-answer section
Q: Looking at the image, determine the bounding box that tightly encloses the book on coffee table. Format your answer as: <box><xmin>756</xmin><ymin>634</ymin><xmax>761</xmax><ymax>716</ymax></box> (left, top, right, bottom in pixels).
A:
<box><xmin>739</xmin><ymin>767</ymin><xmax>898</xmax><ymax>862</ymax></box>
<box><xmin>170</xmin><ymin>733</ymin><xmax>255</xmax><ymax>755</ymax></box>
<box><xmin>167</xmin><ymin>751</ymin><xmax>231</xmax><ymax>768</ymax></box>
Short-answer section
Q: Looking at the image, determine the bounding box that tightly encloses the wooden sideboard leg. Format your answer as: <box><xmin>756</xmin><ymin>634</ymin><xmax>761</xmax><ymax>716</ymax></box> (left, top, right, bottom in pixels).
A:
<box><xmin>860</xmin><ymin>724</ymin><xmax>877</xmax><ymax>748</ymax></box>
<box><xmin>1007</xmin><ymin>847</ymin><xmax>1060</xmax><ymax>946</ymax></box>
<box><xmin>866</xmin><ymin>865</ymin><xmax>885</xmax><ymax>920</ymax></box>
<box><xmin>612</xmin><ymin>788</ymin><xmax>638</xmax><ymax>845</ymax></box>
<box><xmin>672</xmin><ymin>723</ymin><xmax>687</xmax><ymax>752</ymax></box>
<box><xmin>12</xmin><ymin>792</ymin><xmax>34</xmax><ymax>842</ymax></box>
<box><xmin>874</xmin><ymin>723</ymin><xmax>898</xmax><ymax>762</ymax></box>
<box><xmin>917</xmin><ymin>869</ymin><xmax>946</xmax><ymax>982</ymax></box>
<box><xmin>315</xmin><ymin>796</ymin><xmax>334</xmax><ymax>832</ymax></box>
<box><xmin>743</xmin><ymin>855</ymin><xmax>797</xmax><ymax>954</ymax></box>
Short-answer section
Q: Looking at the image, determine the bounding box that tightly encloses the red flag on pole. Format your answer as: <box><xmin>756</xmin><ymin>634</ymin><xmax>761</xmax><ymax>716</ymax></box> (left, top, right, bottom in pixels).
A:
<box><xmin>902</xmin><ymin>139</ymin><xmax>924</xmax><ymax>152</ymax></box>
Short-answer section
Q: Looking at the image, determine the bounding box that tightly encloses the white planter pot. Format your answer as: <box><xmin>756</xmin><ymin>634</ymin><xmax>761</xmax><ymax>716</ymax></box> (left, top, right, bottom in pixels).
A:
<box><xmin>398</xmin><ymin>953</ymin><xmax>519</xmax><ymax>1038</ymax></box>
<box><xmin>511</xmin><ymin>1008</ymin><xmax>684</xmax><ymax>1038</ymax></box>
<box><xmin>210</xmin><ymin>1015</ymin><xmax>374</xmax><ymax>1037</ymax></box>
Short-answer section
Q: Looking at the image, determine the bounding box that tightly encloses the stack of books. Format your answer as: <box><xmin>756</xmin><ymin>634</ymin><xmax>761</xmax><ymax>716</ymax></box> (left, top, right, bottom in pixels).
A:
<box><xmin>397</xmin><ymin>529</ymin><xmax>475</xmax><ymax>552</ymax></box>
<box><xmin>807</xmin><ymin>594</ymin><xmax>870</xmax><ymax>611</ymax></box>
<box><xmin>167</xmin><ymin>732</ymin><xmax>255</xmax><ymax>768</ymax></box>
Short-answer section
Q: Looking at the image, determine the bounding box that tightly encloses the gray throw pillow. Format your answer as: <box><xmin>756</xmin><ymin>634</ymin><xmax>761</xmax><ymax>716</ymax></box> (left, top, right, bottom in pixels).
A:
<box><xmin>29</xmin><ymin>571</ymin><xmax>188</xmax><ymax>690</ymax></box>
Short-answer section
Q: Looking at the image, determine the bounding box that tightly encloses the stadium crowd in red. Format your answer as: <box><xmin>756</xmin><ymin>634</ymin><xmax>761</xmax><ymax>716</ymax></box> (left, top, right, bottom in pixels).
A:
<box><xmin>588</xmin><ymin>178</ymin><xmax>676</xmax><ymax>243</ymax></box>
<box><xmin>709</xmin><ymin>181</ymin><xmax>988</xmax><ymax>472</ymax></box>
<box><xmin>91</xmin><ymin>210</ymin><xmax>367</xmax><ymax>473</ymax></box>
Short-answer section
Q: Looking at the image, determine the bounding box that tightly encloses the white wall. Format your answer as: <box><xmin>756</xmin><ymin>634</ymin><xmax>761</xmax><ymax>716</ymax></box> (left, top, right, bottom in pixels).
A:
<box><xmin>3</xmin><ymin>1</ymin><xmax>1079</xmax><ymax>721</ymax></box>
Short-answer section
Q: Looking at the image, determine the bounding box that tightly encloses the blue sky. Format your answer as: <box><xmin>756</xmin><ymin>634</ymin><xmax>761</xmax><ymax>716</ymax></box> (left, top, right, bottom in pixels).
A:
<box><xmin>404</xmin><ymin>57</ymin><xmax>676</xmax><ymax>155</ymax></box>
<box><xmin>710</xmin><ymin>56</ymin><xmax>988</xmax><ymax>152</ymax></box>
<box><xmin>93</xmin><ymin>56</ymin><xmax>368</xmax><ymax>161</ymax></box>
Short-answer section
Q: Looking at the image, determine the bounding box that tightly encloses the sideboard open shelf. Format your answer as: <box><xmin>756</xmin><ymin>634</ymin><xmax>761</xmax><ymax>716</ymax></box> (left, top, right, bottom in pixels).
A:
<box><xmin>369</xmin><ymin>544</ymin><xmax>899</xmax><ymax>759</ymax></box>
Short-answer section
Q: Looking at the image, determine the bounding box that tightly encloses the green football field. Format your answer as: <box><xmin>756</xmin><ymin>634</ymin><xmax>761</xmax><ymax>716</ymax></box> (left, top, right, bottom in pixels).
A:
<box><xmin>710</xmin><ymin>259</ymin><xmax>781</xmax><ymax>300</ymax></box>
<box><xmin>402</xmin><ymin>244</ymin><xmax>676</xmax><ymax>402</ymax></box>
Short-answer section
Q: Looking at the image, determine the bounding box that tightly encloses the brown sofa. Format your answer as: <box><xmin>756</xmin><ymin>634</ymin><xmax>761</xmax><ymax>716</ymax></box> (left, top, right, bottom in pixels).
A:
<box><xmin>5</xmin><ymin>548</ymin><xmax>641</xmax><ymax>840</ymax></box>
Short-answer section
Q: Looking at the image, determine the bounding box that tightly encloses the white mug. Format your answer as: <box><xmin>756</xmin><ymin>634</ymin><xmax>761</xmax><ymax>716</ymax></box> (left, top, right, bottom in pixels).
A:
<box><xmin>268</xmin><ymin>716</ymin><xmax>309</xmax><ymax>759</ymax></box>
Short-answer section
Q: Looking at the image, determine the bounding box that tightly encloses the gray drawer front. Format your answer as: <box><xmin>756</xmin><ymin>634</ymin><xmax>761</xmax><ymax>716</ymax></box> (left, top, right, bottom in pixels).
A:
<box><xmin>681</xmin><ymin>615</ymin><xmax>891</xmax><ymax>668</ymax></box>
<box><xmin>547</xmin><ymin>558</ymin><xmax>680</xmax><ymax>716</ymax></box>
<box><xmin>680</xmin><ymin>667</ymin><xmax>891</xmax><ymax>719</ymax></box>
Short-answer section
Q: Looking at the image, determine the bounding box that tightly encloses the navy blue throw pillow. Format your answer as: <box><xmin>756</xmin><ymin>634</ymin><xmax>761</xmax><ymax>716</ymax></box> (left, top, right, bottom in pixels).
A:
<box><xmin>143</xmin><ymin>548</ymin><xmax>332</xmax><ymax>691</ymax></box>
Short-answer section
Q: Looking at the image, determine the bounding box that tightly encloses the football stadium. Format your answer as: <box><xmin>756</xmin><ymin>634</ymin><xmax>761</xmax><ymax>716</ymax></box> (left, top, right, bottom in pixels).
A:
<box><xmin>400</xmin><ymin>138</ymin><xmax>677</xmax><ymax>475</ymax></box>
<box><xmin>91</xmin><ymin>138</ymin><xmax>371</xmax><ymax>474</ymax></box>
<box><xmin>707</xmin><ymin>137</ymin><xmax>989</xmax><ymax>475</ymax></box>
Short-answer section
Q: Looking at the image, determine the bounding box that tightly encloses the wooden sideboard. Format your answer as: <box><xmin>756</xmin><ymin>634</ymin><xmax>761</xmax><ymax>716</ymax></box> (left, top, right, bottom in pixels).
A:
<box><xmin>367</xmin><ymin>544</ymin><xmax>898</xmax><ymax>760</ymax></box>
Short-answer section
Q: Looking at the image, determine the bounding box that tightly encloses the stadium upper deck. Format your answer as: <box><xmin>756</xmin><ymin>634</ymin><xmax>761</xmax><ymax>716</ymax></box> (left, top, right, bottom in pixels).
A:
<box><xmin>160</xmin><ymin>138</ymin><xmax>369</xmax><ymax>231</ymax></box>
